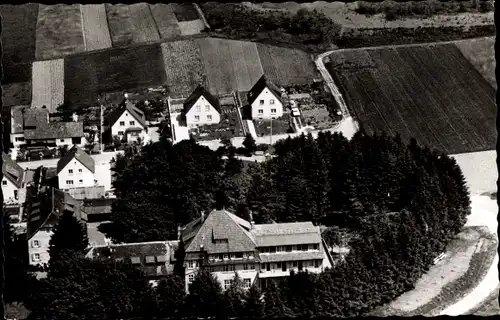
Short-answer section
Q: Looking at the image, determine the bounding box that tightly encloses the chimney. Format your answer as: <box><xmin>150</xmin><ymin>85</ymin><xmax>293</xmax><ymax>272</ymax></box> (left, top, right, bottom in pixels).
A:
<box><xmin>177</xmin><ymin>225</ymin><xmax>182</xmax><ymax>241</ymax></box>
<box><xmin>200</xmin><ymin>211</ymin><xmax>205</xmax><ymax>223</ymax></box>
<box><xmin>249</xmin><ymin>210</ymin><xmax>255</xmax><ymax>230</ymax></box>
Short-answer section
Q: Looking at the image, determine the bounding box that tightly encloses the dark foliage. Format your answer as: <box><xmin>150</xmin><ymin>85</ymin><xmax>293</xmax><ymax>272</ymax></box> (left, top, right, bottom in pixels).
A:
<box><xmin>185</xmin><ymin>269</ymin><xmax>224</xmax><ymax>318</ymax></box>
<box><xmin>48</xmin><ymin>210</ymin><xmax>89</xmax><ymax>265</ymax></box>
<box><xmin>156</xmin><ymin>275</ymin><xmax>186</xmax><ymax>318</ymax></box>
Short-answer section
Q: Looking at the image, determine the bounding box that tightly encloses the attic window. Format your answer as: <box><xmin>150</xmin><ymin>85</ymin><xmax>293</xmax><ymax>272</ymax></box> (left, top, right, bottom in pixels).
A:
<box><xmin>131</xmin><ymin>257</ymin><xmax>141</xmax><ymax>264</ymax></box>
<box><xmin>145</xmin><ymin>256</ymin><xmax>155</xmax><ymax>264</ymax></box>
<box><xmin>2</xmin><ymin>181</ymin><xmax>6</xmax><ymax>186</ymax></box>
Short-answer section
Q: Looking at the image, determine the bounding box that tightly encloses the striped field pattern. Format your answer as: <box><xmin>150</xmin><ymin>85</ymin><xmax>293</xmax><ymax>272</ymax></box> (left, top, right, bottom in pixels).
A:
<box><xmin>31</xmin><ymin>59</ymin><xmax>65</xmax><ymax>113</ymax></box>
<box><xmin>35</xmin><ymin>4</ymin><xmax>86</xmax><ymax>60</ymax></box>
<box><xmin>81</xmin><ymin>4</ymin><xmax>112</xmax><ymax>51</ymax></box>
<box><xmin>149</xmin><ymin>4</ymin><xmax>181</xmax><ymax>39</ymax></box>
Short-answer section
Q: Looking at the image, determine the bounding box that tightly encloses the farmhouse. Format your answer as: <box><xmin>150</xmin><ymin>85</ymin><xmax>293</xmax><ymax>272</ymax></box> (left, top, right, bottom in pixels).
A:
<box><xmin>182</xmin><ymin>86</ymin><xmax>222</xmax><ymax>127</ymax></box>
<box><xmin>181</xmin><ymin>209</ymin><xmax>333</xmax><ymax>293</ymax></box>
<box><xmin>247</xmin><ymin>75</ymin><xmax>284</xmax><ymax>120</ymax></box>
<box><xmin>56</xmin><ymin>146</ymin><xmax>97</xmax><ymax>190</ymax></box>
<box><xmin>26</xmin><ymin>187</ymin><xmax>87</xmax><ymax>267</ymax></box>
<box><xmin>85</xmin><ymin>240</ymin><xmax>180</xmax><ymax>285</ymax></box>
<box><xmin>1</xmin><ymin>153</ymin><xmax>25</xmax><ymax>205</ymax></box>
<box><xmin>106</xmin><ymin>98</ymin><xmax>149</xmax><ymax>145</ymax></box>
<box><xmin>10</xmin><ymin>106</ymin><xmax>86</xmax><ymax>149</ymax></box>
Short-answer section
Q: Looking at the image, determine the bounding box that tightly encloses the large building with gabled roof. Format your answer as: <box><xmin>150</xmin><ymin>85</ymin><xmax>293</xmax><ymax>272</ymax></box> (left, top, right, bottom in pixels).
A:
<box><xmin>180</xmin><ymin>209</ymin><xmax>333</xmax><ymax>292</ymax></box>
<box><xmin>57</xmin><ymin>146</ymin><xmax>97</xmax><ymax>190</ymax></box>
<box><xmin>247</xmin><ymin>75</ymin><xmax>284</xmax><ymax>120</ymax></box>
<box><xmin>182</xmin><ymin>86</ymin><xmax>222</xmax><ymax>127</ymax></box>
<box><xmin>106</xmin><ymin>97</ymin><xmax>149</xmax><ymax>145</ymax></box>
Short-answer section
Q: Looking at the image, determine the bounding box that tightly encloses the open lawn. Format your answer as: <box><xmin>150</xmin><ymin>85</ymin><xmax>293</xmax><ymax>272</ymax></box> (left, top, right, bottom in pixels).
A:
<box><xmin>149</xmin><ymin>4</ymin><xmax>182</xmax><ymax>39</ymax></box>
<box><xmin>0</xmin><ymin>4</ymin><xmax>39</xmax><ymax>83</ymax></box>
<box><xmin>455</xmin><ymin>37</ymin><xmax>495</xmax><ymax>89</ymax></box>
<box><xmin>35</xmin><ymin>4</ymin><xmax>86</xmax><ymax>60</ymax></box>
<box><xmin>254</xmin><ymin>116</ymin><xmax>293</xmax><ymax>136</ymax></box>
<box><xmin>105</xmin><ymin>3</ymin><xmax>160</xmax><ymax>47</ymax></box>
<box><xmin>81</xmin><ymin>4</ymin><xmax>113</xmax><ymax>51</ymax></box>
<box><xmin>2</xmin><ymin>82</ymin><xmax>32</xmax><ymax>107</ymax></box>
<box><xmin>161</xmin><ymin>40</ymin><xmax>208</xmax><ymax>98</ymax></box>
<box><xmin>64</xmin><ymin>43</ymin><xmax>166</xmax><ymax>109</ymax></box>
<box><xmin>190</xmin><ymin>105</ymin><xmax>244</xmax><ymax>141</ymax></box>
<box><xmin>31</xmin><ymin>59</ymin><xmax>65</xmax><ymax>113</ymax></box>
<box><xmin>327</xmin><ymin>43</ymin><xmax>496</xmax><ymax>155</ymax></box>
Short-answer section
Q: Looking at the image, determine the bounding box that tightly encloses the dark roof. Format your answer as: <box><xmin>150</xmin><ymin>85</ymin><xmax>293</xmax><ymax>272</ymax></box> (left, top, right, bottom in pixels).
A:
<box><xmin>57</xmin><ymin>145</ymin><xmax>95</xmax><ymax>174</ymax></box>
<box><xmin>183</xmin><ymin>86</ymin><xmax>222</xmax><ymax>115</ymax></box>
<box><xmin>24</xmin><ymin>122</ymin><xmax>84</xmax><ymax>140</ymax></box>
<box><xmin>107</xmin><ymin>99</ymin><xmax>147</xmax><ymax>128</ymax></box>
<box><xmin>86</xmin><ymin>241</ymin><xmax>180</xmax><ymax>278</ymax></box>
<box><xmin>11</xmin><ymin>106</ymin><xmax>28</xmax><ymax>134</ymax></box>
<box><xmin>27</xmin><ymin>187</ymin><xmax>85</xmax><ymax>239</ymax></box>
<box><xmin>247</xmin><ymin>75</ymin><xmax>283</xmax><ymax>106</ymax></box>
<box><xmin>23</xmin><ymin>108</ymin><xmax>49</xmax><ymax>128</ymax></box>
<box><xmin>83</xmin><ymin>198</ymin><xmax>115</xmax><ymax>215</ymax></box>
<box><xmin>182</xmin><ymin>210</ymin><xmax>256</xmax><ymax>255</ymax></box>
<box><xmin>2</xmin><ymin>153</ymin><xmax>24</xmax><ymax>188</ymax></box>
<box><xmin>67</xmin><ymin>186</ymin><xmax>106</xmax><ymax>200</ymax></box>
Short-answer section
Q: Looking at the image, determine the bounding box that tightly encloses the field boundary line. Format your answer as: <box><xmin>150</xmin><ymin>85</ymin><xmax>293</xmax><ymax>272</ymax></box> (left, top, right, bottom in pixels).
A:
<box><xmin>79</xmin><ymin>4</ymin><xmax>87</xmax><ymax>51</ymax></box>
<box><xmin>193</xmin><ymin>3</ymin><xmax>210</xmax><ymax>30</ymax></box>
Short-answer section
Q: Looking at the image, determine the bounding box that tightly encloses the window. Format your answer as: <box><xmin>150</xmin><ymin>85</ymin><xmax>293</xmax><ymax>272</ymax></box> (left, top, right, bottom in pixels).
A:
<box><xmin>235</xmin><ymin>252</ymin><xmax>243</xmax><ymax>259</ymax></box>
<box><xmin>60</xmin><ymin>139</ymin><xmax>65</xmax><ymax>142</ymax></box>
<box><xmin>269</xmin><ymin>247</ymin><xmax>276</xmax><ymax>254</ymax></box>
<box><xmin>250</xmin><ymin>264</ymin><xmax>255</xmax><ymax>270</ymax></box>
<box><xmin>66</xmin><ymin>180</ymin><xmax>74</xmax><ymax>185</ymax></box>
<box><xmin>277</xmin><ymin>262</ymin><xmax>281</xmax><ymax>269</ymax></box>
<box><xmin>223</xmin><ymin>254</ymin><xmax>228</xmax><ymax>260</ymax></box>
<box><xmin>315</xmin><ymin>260</ymin><xmax>321</xmax><ymax>268</ymax></box>
<box><xmin>276</xmin><ymin>246</ymin><xmax>282</xmax><ymax>253</ymax></box>
<box><xmin>259</xmin><ymin>100</ymin><xmax>264</xmax><ymax>105</ymax></box>
<box><xmin>2</xmin><ymin>181</ymin><xmax>6</xmax><ymax>186</ymax></box>
<box><xmin>194</xmin><ymin>115</ymin><xmax>200</xmax><ymax>122</ymax></box>
<box><xmin>79</xmin><ymin>180</ymin><xmax>83</xmax><ymax>184</ymax></box>
<box><xmin>130</xmin><ymin>121</ymin><xmax>135</xmax><ymax>126</ymax></box>
<box><xmin>207</xmin><ymin>115</ymin><xmax>212</xmax><ymax>121</ymax></box>
<box><xmin>32</xmin><ymin>253</ymin><xmax>40</xmax><ymax>262</ymax></box>
<box><xmin>188</xmin><ymin>274</ymin><xmax>194</xmax><ymax>283</ymax></box>
<box><xmin>293</xmin><ymin>261</ymin><xmax>298</xmax><ymax>267</ymax></box>
<box><xmin>32</xmin><ymin>240</ymin><xmax>40</xmax><ymax>248</ymax></box>
<box><xmin>118</xmin><ymin>131</ymin><xmax>124</xmax><ymax>136</ymax></box>
<box><xmin>243</xmin><ymin>279</ymin><xmax>251</xmax><ymax>289</ymax></box>
<box><xmin>94</xmin><ymin>179</ymin><xmax>98</xmax><ymax>184</ymax></box>
<box><xmin>270</xmin><ymin>99</ymin><xmax>275</xmax><ymax>105</ymax></box>
<box><xmin>78</xmin><ymin>169</ymin><xmax>82</xmax><ymax>173</ymax></box>
<box><xmin>258</xmin><ymin>109</ymin><xmax>264</xmax><ymax>114</ymax></box>
<box><xmin>313</xmin><ymin>244</ymin><xmax>319</xmax><ymax>250</ymax></box>
<box><xmin>205</xmin><ymin>105</ymin><xmax>210</xmax><ymax>112</ymax></box>
<box><xmin>286</xmin><ymin>245</ymin><xmax>292</xmax><ymax>252</ymax></box>
<box><xmin>14</xmin><ymin>190</ymin><xmax>18</xmax><ymax>200</ymax></box>
<box><xmin>68</xmin><ymin>169</ymin><xmax>73</xmax><ymax>175</ymax></box>
<box><xmin>229</xmin><ymin>265</ymin><xmax>235</xmax><ymax>271</ymax></box>
<box><xmin>196</xmin><ymin>106</ymin><xmax>201</xmax><ymax>112</ymax></box>
<box><xmin>223</xmin><ymin>265</ymin><xmax>230</xmax><ymax>272</ymax></box>
<box><xmin>219</xmin><ymin>254</ymin><xmax>223</xmax><ymax>261</ymax></box>
<box><xmin>271</xmin><ymin>108</ymin><xmax>277</xmax><ymax>113</ymax></box>
<box><xmin>224</xmin><ymin>279</ymin><xmax>233</xmax><ymax>290</ymax></box>
<box><xmin>187</xmin><ymin>261</ymin><xmax>194</xmax><ymax>269</ymax></box>
<box><xmin>243</xmin><ymin>264</ymin><xmax>249</xmax><ymax>270</ymax></box>
<box><xmin>15</xmin><ymin>137</ymin><xmax>24</xmax><ymax>142</ymax></box>
<box><xmin>120</xmin><ymin>121</ymin><xmax>125</xmax><ymax>126</ymax></box>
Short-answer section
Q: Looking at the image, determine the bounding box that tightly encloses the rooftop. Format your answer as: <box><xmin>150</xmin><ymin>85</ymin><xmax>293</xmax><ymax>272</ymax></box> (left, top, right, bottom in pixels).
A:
<box><xmin>57</xmin><ymin>146</ymin><xmax>95</xmax><ymax>174</ymax></box>
<box><xmin>107</xmin><ymin>99</ymin><xmax>147</xmax><ymax>128</ymax></box>
<box><xmin>24</xmin><ymin>122</ymin><xmax>84</xmax><ymax>140</ymax></box>
<box><xmin>2</xmin><ymin>153</ymin><xmax>24</xmax><ymax>188</ymax></box>
<box><xmin>247</xmin><ymin>75</ymin><xmax>283</xmax><ymax>106</ymax></box>
<box><xmin>183</xmin><ymin>86</ymin><xmax>222</xmax><ymax>115</ymax></box>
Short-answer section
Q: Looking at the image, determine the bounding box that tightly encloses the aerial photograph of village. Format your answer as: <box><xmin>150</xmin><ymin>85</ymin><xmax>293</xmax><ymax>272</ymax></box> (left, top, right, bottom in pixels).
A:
<box><xmin>0</xmin><ymin>1</ymin><xmax>497</xmax><ymax>319</ymax></box>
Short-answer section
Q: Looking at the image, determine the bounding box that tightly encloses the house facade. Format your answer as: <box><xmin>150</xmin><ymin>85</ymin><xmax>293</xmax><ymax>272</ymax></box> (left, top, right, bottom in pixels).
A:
<box><xmin>1</xmin><ymin>153</ymin><xmax>25</xmax><ymax>205</ymax></box>
<box><xmin>180</xmin><ymin>210</ymin><xmax>332</xmax><ymax>293</ymax></box>
<box><xmin>107</xmin><ymin>99</ymin><xmax>149</xmax><ymax>144</ymax></box>
<box><xmin>182</xmin><ymin>86</ymin><xmax>222</xmax><ymax>128</ymax></box>
<box><xmin>10</xmin><ymin>106</ymin><xmax>86</xmax><ymax>149</ymax></box>
<box><xmin>247</xmin><ymin>75</ymin><xmax>285</xmax><ymax>120</ymax></box>
<box><xmin>27</xmin><ymin>187</ymin><xmax>87</xmax><ymax>266</ymax></box>
<box><xmin>57</xmin><ymin>146</ymin><xmax>96</xmax><ymax>190</ymax></box>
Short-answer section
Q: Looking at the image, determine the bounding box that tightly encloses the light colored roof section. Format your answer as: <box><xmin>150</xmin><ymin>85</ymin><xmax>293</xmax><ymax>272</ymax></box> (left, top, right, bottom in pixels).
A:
<box><xmin>252</xmin><ymin>222</ymin><xmax>321</xmax><ymax>247</ymax></box>
<box><xmin>252</xmin><ymin>221</ymin><xmax>317</xmax><ymax>235</ymax></box>
<box><xmin>259</xmin><ymin>251</ymin><xmax>324</xmax><ymax>263</ymax></box>
<box><xmin>254</xmin><ymin>233</ymin><xmax>322</xmax><ymax>247</ymax></box>
<box><xmin>227</xmin><ymin>211</ymin><xmax>251</xmax><ymax>230</ymax></box>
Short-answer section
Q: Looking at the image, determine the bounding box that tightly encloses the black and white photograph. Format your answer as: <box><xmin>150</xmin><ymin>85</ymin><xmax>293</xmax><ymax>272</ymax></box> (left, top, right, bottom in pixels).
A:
<box><xmin>0</xmin><ymin>1</ymin><xmax>497</xmax><ymax>319</ymax></box>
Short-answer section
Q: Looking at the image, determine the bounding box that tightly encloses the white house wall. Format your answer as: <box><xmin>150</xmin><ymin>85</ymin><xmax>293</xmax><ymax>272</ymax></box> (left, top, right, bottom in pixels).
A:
<box><xmin>1</xmin><ymin>178</ymin><xmax>20</xmax><ymax>205</ymax></box>
<box><xmin>58</xmin><ymin>159</ymin><xmax>96</xmax><ymax>190</ymax></box>
<box><xmin>29</xmin><ymin>230</ymin><xmax>53</xmax><ymax>267</ymax></box>
<box><xmin>251</xmin><ymin>88</ymin><xmax>284</xmax><ymax>119</ymax></box>
<box><xmin>110</xmin><ymin>111</ymin><xmax>146</xmax><ymax>142</ymax></box>
<box><xmin>185</xmin><ymin>96</ymin><xmax>221</xmax><ymax>127</ymax></box>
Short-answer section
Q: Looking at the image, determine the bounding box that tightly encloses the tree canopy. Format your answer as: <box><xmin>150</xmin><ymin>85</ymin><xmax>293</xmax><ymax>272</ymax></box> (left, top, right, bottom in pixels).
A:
<box><xmin>48</xmin><ymin>210</ymin><xmax>88</xmax><ymax>264</ymax></box>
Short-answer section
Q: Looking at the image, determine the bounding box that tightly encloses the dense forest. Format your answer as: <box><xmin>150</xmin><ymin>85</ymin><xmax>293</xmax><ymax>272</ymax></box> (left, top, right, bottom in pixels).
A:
<box><xmin>18</xmin><ymin>130</ymin><xmax>470</xmax><ymax>318</ymax></box>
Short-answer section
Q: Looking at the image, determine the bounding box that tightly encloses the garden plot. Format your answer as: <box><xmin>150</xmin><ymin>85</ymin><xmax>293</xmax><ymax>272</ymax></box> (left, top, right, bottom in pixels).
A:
<box><xmin>35</xmin><ymin>4</ymin><xmax>86</xmax><ymax>60</ymax></box>
<box><xmin>149</xmin><ymin>4</ymin><xmax>181</xmax><ymax>39</ymax></box>
<box><xmin>254</xmin><ymin>115</ymin><xmax>293</xmax><ymax>137</ymax></box>
<box><xmin>81</xmin><ymin>4</ymin><xmax>112</xmax><ymax>51</ymax></box>
<box><xmin>327</xmin><ymin>43</ymin><xmax>496</xmax><ymax>155</ymax></box>
<box><xmin>161</xmin><ymin>40</ymin><xmax>208</xmax><ymax>98</ymax></box>
<box><xmin>189</xmin><ymin>105</ymin><xmax>244</xmax><ymax>141</ymax></box>
<box><xmin>31</xmin><ymin>59</ymin><xmax>65</xmax><ymax>113</ymax></box>
<box><xmin>105</xmin><ymin>3</ymin><xmax>160</xmax><ymax>47</ymax></box>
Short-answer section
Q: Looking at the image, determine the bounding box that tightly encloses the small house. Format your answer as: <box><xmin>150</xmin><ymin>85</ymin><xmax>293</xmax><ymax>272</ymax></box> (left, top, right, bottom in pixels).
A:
<box><xmin>182</xmin><ymin>86</ymin><xmax>222</xmax><ymax>127</ymax></box>
<box><xmin>1</xmin><ymin>153</ymin><xmax>25</xmax><ymax>205</ymax></box>
<box><xmin>247</xmin><ymin>75</ymin><xmax>284</xmax><ymax>120</ymax></box>
<box><xmin>57</xmin><ymin>146</ymin><xmax>96</xmax><ymax>190</ymax></box>
<box><xmin>106</xmin><ymin>98</ymin><xmax>149</xmax><ymax>144</ymax></box>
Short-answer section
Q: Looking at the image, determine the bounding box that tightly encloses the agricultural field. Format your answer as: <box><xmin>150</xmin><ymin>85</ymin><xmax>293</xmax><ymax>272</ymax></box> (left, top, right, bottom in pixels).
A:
<box><xmin>257</xmin><ymin>43</ymin><xmax>318</xmax><ymax>86</ymax></box>
<box><xmin>64</xmin><ymin>43</ymin><xmax>166</xmax><ymax>109</ymax></box>
<box><xmin>2</xmin><ymin>83</ymin><xmax>32</xmax><ymax>107</ymax></box>
<box><xmin>35</xmin><ymin>4</ymin><xmax>86</xmax><ymax>60</ymax></box>
<box><xmin>0</xmin><ymin>4</ymin><xmax>39</xmax><ymax>82</ymax></box>
<box><xmin>197</xmin><ymin>38</ymin><xmax>237</xmax><ymax>95</ymax></box>
<box><xmin>455</xmin><ymin>37</ymin><xmax>495</xmax><ymax>89</ymax></box>
<box><xmin>149</xmin><ymin>4</ymin><xmax>182</xmax><ymax>39</ymax></box>
<box><xmin>254</xmin><ymin>116</ymin><xmax>293</xmax><ymax>137</ymax></box>
<box><xmin>160</xmin><ymin>40</ymin><xmax>208</xmax><ymax>98</ymax></box>
<box><xmin>105</xmin><ymin>3</ymin><xmax>160</xmax><ymax>47</ymax></box>
<box><xmin>31</xmin><ymin>59</ymin><xmax>65</xmax><ymax>113</ymax></box>
<box><xmin>189</xmin><ymin>105</ymin><xmax>244</xmax><ymax>141</ymax></box>
<box><xmin>81</xmin><ymin>4</ymin><xmax>113</xmax><ymax>51</ymax></box>
<box><xmin>171</xmin><ymin>3</ymin><xmax>199</xmax><ymax>22</ymax></box>
<box><xmin>178</xmin><ymin>20</ymin><xmax>206</xmax><ymax>36</ymax></box>
<box><xmin>327</xmin><ymin>43</ymin><xmax>496</xmax><ymax>155</ymax></box>
<box><xmin>229</xmin><ymin>40</ymin><xmax>265</xmax><ymax>91</ymax></box>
